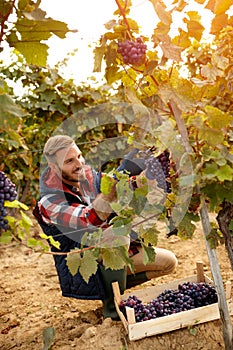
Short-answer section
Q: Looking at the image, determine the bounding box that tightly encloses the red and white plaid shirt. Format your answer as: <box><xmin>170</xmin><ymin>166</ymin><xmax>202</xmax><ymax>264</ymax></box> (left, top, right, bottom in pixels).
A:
<box><xmin>38</xmin><ymin>166</ymin><xmax>107</xmax><ymax>230</ymax></box>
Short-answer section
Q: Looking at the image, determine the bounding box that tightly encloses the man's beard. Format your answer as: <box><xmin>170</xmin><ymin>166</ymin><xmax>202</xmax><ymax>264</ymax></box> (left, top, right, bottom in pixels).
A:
<box><xmin>61</xmin><ymin>167</ymin><xmax>86</xmax><ymax>183</ymax></box>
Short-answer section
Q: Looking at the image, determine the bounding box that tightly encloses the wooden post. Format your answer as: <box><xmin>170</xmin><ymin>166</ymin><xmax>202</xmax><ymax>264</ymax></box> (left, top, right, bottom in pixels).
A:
<box><xmin>169</xmin><ymin>99</ymin><xmax>233</xmax><ymax>350</ymax></box>
<box><xmin>226</xmin><ymin>281</ymin><xmax>232</xmax><ymax>301</ymax></box>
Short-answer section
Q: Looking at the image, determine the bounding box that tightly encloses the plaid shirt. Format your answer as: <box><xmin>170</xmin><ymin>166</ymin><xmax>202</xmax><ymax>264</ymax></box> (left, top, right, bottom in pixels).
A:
<box><xmin>38</xmin><ymin>166</ymin><xmax>106</xmax><ymax>230</ymax></box>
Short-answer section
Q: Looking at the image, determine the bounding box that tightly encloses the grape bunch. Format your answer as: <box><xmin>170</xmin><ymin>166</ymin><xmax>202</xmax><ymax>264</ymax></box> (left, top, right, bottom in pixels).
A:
<box><xmin>117</xmin><ymin>37</ymin><xmax>147</xmax><ymax>65</ymax></box>
<box><xmin>119</xmin><ymin>281</ymin><xmax>218</xmax><ymax>322</ymax></box>
<box><xmin>144</xmin><ymin>150</ymin><xmax>171</xmax><ymax>193</ymax></box>
<box><xmin>0</xmin><ymin>171</ymin><xmax>17</xmax><ymax>231</ymax></box>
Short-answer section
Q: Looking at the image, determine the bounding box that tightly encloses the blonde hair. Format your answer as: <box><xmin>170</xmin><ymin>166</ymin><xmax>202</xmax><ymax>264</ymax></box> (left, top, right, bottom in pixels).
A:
<box><xmin>43</xmin><ymin>135</ymin><xmax>75</xmax><ymax>163</ymax></box>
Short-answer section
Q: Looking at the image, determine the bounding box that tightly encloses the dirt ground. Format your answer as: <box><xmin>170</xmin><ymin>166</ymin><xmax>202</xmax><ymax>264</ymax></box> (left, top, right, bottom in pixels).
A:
<box><xmin>1</xmin><ymin>216</ymin><xmax>233</xmax><ymax>350</ymax></box>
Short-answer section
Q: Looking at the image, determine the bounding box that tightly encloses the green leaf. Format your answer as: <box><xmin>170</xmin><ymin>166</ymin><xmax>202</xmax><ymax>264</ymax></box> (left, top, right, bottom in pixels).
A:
<box><xmin>16</xmin><ymin>18</ymin><xmax>69</xmax><ymax>40</ymax></box>
<box><xmin>205</xmin><ymin>106</ymin><xmax>232</xmax><ymax>129</ymax></box>
<box><xmin>66</xmin><ymin>250</ymin><xmax>81</xmax><ymax>276</ymax></box>
<box><xmin>229</xmin><ymin>220</ymin><xmax>233</xmax><ymax>231</ymax></box>
<box><xmin>14</xmin><ymin>42</ymin><xmax>48</xmax><ymax>67</ymax></box>
<box><xmin>47</xmin><ymin>236</ymin><xmax>60</xmax><ymax>250</ymax></box>
<box><xmin>110</xmin><ymin>202</ymin><xmax>123</xmax><ymax>214</ymax></box>
<box><xmin>27</xmin><ymin>237</ymin><xmax>40</xmax><ymax>247</ymax></box>
<box><xmin>0</xmin><ymin>0</ymin><xmax>13</xmax><ymax>16</ymax></box>
<box><xmin>0</xmin><ymin>94</ymin><xmax>25</xmax><ymax>128</ymax></box>
<box><xmin>139</xmin><ymin>226</ymin><xmax>159</xmax><ymax>246</ymax></box>
<box><xmin>102</xmin><ymin>246</ymin><xmax>128</xmax><ymax>270</ymax></box>
<box><xmin>199</xmin><ymin>126</ymin><xmax>224</xmax><ymax>146</ymax></box>
<box><xmin>215</xmin><ymin>164</ymin><xmax>233</xmax><ymax>182</ymax></box>
<box><xmin>100</xmin><ymin>175</ymin><xmax>115</xmax><ymax>195</ymax></box>
<box><xmin>42</xmin><ymin>326</ymin><xmax>55</xmax><ymax>350</ymax></box>
<box><xmin>39</xmin><ymin>232</ymin><xmax>49</xmax><ymax>240</ymax></box>
<box><xmin>206</xmin><ymin>227</ymin><xmax>224</xmax><ymax>249</ymax></box>
<box><xmin>0</xmin><ymin>231</ymin><xmax>12</xmax><ymax>244</ymax></box>
<box><xmin>202</xmin><ymin>182</ymin><xmax>233</xmax><ymax>211</ymax></box>
<box><xmin>4</xmin><ymin>200</ymin><xmax>29</xmax><ymax>210</ymax></box>
<box><xmin>20</xmin><ymin>210</ymin><xmax>33</xmax><ymax>226</ymax></box>
<box><xmin>177</xmin><ymin>212</ymin><xmax>198</xmax><ymax>239</ymax></box>
<box><xmin>79</xmin><ymin>250</ymin><xmax>98</xmax><ymax>283</ymax></box>
<box><xmin>142</xmin><ymin>244</ymin><xmax>156</xmax><ymax>266</ymax></box>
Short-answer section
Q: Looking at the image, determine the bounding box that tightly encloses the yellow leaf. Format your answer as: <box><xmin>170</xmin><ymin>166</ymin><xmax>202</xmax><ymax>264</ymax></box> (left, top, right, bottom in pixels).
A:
<box><xmin>160</xmin><ymin>42</ymin><xmax>183</xmax><ymax>61</ymax></box>
<box><xmin>201</xmin><ymin>64</ymin><xmax>223</xmax><ymax>80</ymax></box>
<box><xmin>210</xmin><ymin>13</ymin><xmax>228</xmax><ymax>34</ymax></box>
<box><xmin>93</xmin><ymin>45</ymin><xmax>106</xmax><ymax>73</ymax></box>
<box><xmin>199</xmin><ymin>126</ymin><xmax>224</xmax><ymax>146</ymax></box>
<box><xmin>205</xmin><ymin>106</ymin><xmax>233</xmax><ymax>129</ymax></box>
<box><xmin>214</xmin><ymin>0</ymin><xmax>233</xmax><ymax>15</ymax></box>
<box><xmin>187</xmin><ymin>19</ymin><xmax>204</xmax><ymax>40</ymax></box>
<box><xmin>149</xmin><ymin>0</ymin><xmax>172</xmax><ymax>25</ymax></box>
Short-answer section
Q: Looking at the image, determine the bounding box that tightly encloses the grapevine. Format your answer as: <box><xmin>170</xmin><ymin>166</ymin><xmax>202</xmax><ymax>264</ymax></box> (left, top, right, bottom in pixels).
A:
<box><xmin>0</xmin><ymin>171</ymin><xmax>17</xmax><ymax>231</ymax></box>
<box><xmin>119</xmin><ymin>281</ymin><xmax>218</xmax><ymax>322</ymax></box>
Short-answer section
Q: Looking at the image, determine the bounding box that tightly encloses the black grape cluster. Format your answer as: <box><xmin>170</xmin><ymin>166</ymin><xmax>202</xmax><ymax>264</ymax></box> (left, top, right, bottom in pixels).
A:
<box><xmin>145</xmin><ymin>150</ymin><xmax>171</xmax><ymax>193</ymax></box>
<box><xmin>117</xmin><ymin>37</ymin><xmax>147</xmax><ymax>65</ymax></box>
<box><xmin>119</xmin><ymin>282</ymin><xmax>218</xmax><ymax>323</ymax></box>
<box><xmin>0</xmin><ymin>171</ymin><xmax>17</xmax><ymax>230</ymax></box>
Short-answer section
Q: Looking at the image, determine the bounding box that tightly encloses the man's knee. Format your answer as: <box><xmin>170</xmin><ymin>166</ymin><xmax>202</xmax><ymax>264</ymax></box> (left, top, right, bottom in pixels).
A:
<box><xmin>165</xmin><ymin>251</ymin><xmax>178</xmax><ymax>274</ymax></box>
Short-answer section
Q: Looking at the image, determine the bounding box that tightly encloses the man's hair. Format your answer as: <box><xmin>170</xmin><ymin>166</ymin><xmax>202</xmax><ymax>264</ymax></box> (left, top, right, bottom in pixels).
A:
<box><xmin>43</xmin><ymin>135</ymin><xmax>75</xmax><ymax>163</ymax></box>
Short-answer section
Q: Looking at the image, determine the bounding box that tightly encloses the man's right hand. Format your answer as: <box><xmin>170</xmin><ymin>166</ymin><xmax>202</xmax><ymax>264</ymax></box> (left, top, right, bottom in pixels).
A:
<box><xmin>92</xmin><ymin>181</ymin><xmax>117</xmax><ymax>221</ymax></box>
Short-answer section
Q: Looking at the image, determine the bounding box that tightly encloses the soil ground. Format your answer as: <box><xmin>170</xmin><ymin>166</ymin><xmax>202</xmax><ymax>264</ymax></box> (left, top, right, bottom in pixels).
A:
<box><xmin>1</xmin><ymin>216</ymin><xmax>233</xmax><ymax>350</ymax></box>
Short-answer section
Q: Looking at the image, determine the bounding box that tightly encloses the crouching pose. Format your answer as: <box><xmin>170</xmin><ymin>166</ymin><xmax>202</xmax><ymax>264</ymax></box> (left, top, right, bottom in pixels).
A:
<box><xmin>33</xmin><ymin>135</ymin><xmax>177</xmax><ymax>320</ymax></box>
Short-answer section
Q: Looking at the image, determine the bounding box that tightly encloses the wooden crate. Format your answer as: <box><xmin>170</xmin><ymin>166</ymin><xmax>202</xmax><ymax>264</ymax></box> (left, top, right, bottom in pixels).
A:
<box><xmin>112</xmin><ymin>262</ymin><xmax>233</xmax><ymax>341</ymax></box>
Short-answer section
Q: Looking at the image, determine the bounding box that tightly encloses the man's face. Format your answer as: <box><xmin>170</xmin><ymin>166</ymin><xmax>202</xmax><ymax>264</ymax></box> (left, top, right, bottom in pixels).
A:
<box><xmin>53</xmin><ymin>143</ymin><xmax>86</xmax><ymax>184</ymax></box>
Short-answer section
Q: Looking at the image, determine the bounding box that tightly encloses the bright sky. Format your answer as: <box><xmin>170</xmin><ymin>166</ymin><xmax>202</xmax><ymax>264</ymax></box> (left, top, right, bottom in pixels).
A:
<box><xmin>40</xmin><ymin>0</ymin><xmax>212</xmax><ymax>84</ymax></box>
<box><xmin>40</xmin><ymin>0</ymin><xmax>158</xmax><ymax>83</ymax></box>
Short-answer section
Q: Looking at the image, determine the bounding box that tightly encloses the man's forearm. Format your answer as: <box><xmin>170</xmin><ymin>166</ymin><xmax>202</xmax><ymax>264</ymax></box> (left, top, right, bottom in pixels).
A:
<box><xmin>92</xmin><ymin>193</ymin><xmax>114</xmax><ymax>221</ymax></box>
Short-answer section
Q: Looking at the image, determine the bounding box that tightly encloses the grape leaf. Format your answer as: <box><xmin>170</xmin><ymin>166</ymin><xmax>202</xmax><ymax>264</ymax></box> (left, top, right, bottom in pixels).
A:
<box><xmin>42</xmin><ymin>327</ymin><xmax>55</xmax><ymax>350</ymax></box>
<box><xmin>20</xmin><ymin>210</ymin><xmax>33</xmax><ymax>226</ymax></box>
<box><xmin>215</xmin><ymin>164</ymin><xmax>233</xmax><ymax>182</ymax></box>
<box><xmin>66</xmin><ymin>250</ymin><xmax>81</xmax><ymax>276</ymax></box>
<box><xmin>100</xmin><ymin>174</ymin><xmax>115</xmax><ymax>195</ymax></box>
<box><xmin>214</xmin><ymin>0</ymin><xmax>232</xmax><ymax>15</ymax></box>
<box><xmin>149</xmin><ymin>0</ymin><xmax>172</xmax><ymax>25</ymax></box>
<box><xmin>4</xmin><ymin>199</ymin><xmax>28</xmax><ymax>210</ymax></box>
<box><xmin>205</xmin><ymin>106</ymin><xmax>232</xmax><ymax>129</ymax></box>
<box><xmin>14</xmin><ymin>42</ymin><xmax>48</xmax><ymax>67</ymax></box>
<box><xmin>199</xmin><ymin>126</ymin><xmax>224</xmax><ymax>146</ymax></box>
<box><xmin>177</xmin><ymin>212</ymin><xmax>199</xmax><ymax>239</ymax></box>
<box><xmin>79</xmin><ymin>250</ymin><xmax>98</xmax><ymax>283</ymax></box>
<box><xmin>160</xmin><ymin>41</ymin><xmax>183</xmax><ymax>61</ymax></box>
<box><xmin>102</xmin><ymin>246</ymin><xmax>129</xmax><ymax>270</ymax></box>
<box><xmin>0</xmin><ymin>231</ymin><xmax>12</xmax><ymax>244</ymax></box>
<box><xmin>139</xmin><ymin>226</ymin><xmax>159</xmax><ymax>246</ymax></box>
<box><xmin>142</xmin><ymin>244</ymin><xmax>156</xmax><ymax>266</ymax></box>
<box><xmin>93</xmin><ymin>43</ymin><xmax>106</xmax><ymax>73</ymax></box>
<box><xmin>47</xmin><ymin>236</ymin><xmax>60</xmax><ymax>250</ymax></box>
<box><xmin>210</xmin><ymin>13</ymin><xmax>228</xmax><ymax>34</ymax></box>
<box><xmin>0</xmin><ymin>94</ymin><xmax>26</xmax><ymax>128</ymax></box>
<box><xmin>201</xmin><ymin>64</ymin><xmax>222</xmax><ymax>80</ymax></box>
<box><xmin>187</xmin><ymin>19</ymin><xmax>205</xmax><ymax>41</ymax></box>
<box><xmin>202</xmin><ymin>183</ymin><xmax>233</xmax><ymax>211</ymax></box>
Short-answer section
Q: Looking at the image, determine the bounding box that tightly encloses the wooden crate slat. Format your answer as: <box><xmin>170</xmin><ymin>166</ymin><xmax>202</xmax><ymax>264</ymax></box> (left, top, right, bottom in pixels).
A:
<box><xmin>127</xmin><ymin>300</ymin><xmax>233</xmax><ymax>341</ymax></box>
<box><xmin>113</xmin><ymin>271</ymin><xmax>233</xmax><ymax>341</ymax></box>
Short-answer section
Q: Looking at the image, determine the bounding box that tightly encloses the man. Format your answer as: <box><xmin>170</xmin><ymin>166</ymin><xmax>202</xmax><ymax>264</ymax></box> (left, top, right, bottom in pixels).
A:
<box><xmin>33</xmin><ymin>135</ymin><xmax>177</xmax><ymax>320</ymax></box>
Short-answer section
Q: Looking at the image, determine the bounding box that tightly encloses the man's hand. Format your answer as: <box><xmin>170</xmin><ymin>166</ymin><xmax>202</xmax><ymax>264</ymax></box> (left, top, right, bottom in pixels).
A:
<box><xmin>92</xmin><ymin>181</ymin><xmax>117</xmax><ymax>221</ymax></box>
